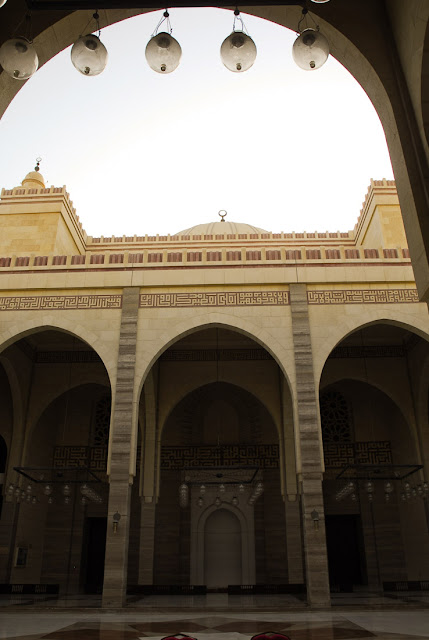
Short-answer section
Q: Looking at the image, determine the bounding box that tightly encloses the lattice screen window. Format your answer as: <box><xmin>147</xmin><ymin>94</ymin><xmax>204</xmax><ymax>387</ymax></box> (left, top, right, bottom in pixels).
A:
<box><xmin>320</xmin><ymin>391</ymin><xmax>352</xmax><ymax>443</ymax></box>
<box><xmin>92</xmin><ymin>394</ymin><xmax>111</xmax><ymax>446</ymax></box>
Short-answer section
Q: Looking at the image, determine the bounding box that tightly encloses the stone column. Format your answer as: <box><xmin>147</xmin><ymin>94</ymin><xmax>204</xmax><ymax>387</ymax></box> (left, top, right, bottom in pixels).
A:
<box><xmin>102</xmin><ymin>287</ymin><xmax>139</xmax><ymax>608</ymax></box>
<box><xmin>138</xmin><ymin>502</ymin><xmax>156</xmax><ymax>584</ymax></box>
<box><xmin>290</xmin><ymin>283</ymin><xmax>330</xmax><ymax>607</ymax></box>
<box><xmin>138</xmin><ymin>368</ymin><xmax>158</xmax><ymax>583</ymax></box>
<box><xmin>280</xmin><ymin>376</ymin><xmax>304</xmax><ymax>583</ymax></box>
<box><xmin>284</xmin><ymin>499</ymin><xmax>304</xmax><ymax>583</ymax></box>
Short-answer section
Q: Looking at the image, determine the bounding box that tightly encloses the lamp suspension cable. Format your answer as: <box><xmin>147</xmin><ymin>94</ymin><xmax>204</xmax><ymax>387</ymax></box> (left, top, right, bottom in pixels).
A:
<box><xmin>151</xmin><ymin>8</ymin><xmax>173</xmax><ymax>38</ymax></box>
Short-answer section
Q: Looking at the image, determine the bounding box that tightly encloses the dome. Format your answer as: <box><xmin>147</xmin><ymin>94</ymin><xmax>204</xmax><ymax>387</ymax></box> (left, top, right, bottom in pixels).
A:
<box><xmin>21</xmin><ymin>170</ymin><xmax>45</xmax><ymax>189</ymax></box>
<box><xmin>175</xmin><ymin>220</ymin><xmax>268</xmax><ymax>236</ymax></box>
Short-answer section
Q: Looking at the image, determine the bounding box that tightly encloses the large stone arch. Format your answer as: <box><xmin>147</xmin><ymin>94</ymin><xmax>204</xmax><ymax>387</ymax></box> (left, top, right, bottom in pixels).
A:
<box><xmin>0</xmin><ymin>325</ymin><xmax>113</xmax><ymax>487</ymax></box>
<box><xmin>0</xmin><ymin>318</ymin><xmax>116</xmax><ymax>389</ymax></box>
<box><xmin>158</xmin><ymin>373</ymin><xmax>281</xmax><ymax>443</ymax></box>
<box><xmin>320</xmin><ymin>377</ymin><xmax>412</xmax><ymax>442</ymax></box>
<box><xmin>23</xmin><ymin>381</ymin><xmax>111</xmax><ymax>460</ymax></box>
<box><xmin>160</xmin><ymin>379</ymin><xmax>279</xmax><ymax>439</ymax></box>
<box><xmin>136</xmin><ymin>321</ymin><xmax>296</xmax><ymax>497</ymax></box>
<box><xmin>320</xmin><ymin>371</ymin><xmax>418</xmax><ymax>433</ymax></box>
<box><xmin>0</xmin><ymin>354</ymin><xmax>26</xmax><ymax>447</ymax></box>
<box><xmin>1</xmin><ymin>3</ymin><xmax>428</xmax><ymax>298</ymax></box>
<box><xmin>318</xmin><ymin>321</ymin><xmax>429</xmax><ymax>480</ymax></box>
<box><xmin>320</xmin><ymin>376</ymin><xmax>429</xmax><ymax>588</ymax></box>
<box><xmin>313</xmin><ymin>311</ymin><xmax>429</xmax><ymax>387</ymax></box>
<box><xmin>319</xmin><ymin>379</ymin><xmax>420</xmax><ymax>471</ymax></box>
<box><xmin>135</xmin><ymin>314</ymin><xmax>295</xmax><ymax>403</ymax></box>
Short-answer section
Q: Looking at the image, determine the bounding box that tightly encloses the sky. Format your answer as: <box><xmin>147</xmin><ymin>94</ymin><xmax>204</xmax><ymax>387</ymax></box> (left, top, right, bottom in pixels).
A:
<box><xmin>0</xmin><ymin>7</ymin><xmax>394</xmax><ymax>237</ymax></box>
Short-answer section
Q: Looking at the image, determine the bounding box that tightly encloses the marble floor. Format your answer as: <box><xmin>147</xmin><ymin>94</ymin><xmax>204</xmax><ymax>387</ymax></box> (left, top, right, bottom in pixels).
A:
<box><xmin>0</xmin><ymin>596</ymin><xmax>429</xmax><ymax>640</ymax></box>
<box><xmin>1</xmin><ymin>591</ymin><xmax>429</xmax><ymax>610</ymax></box>
<box><xmin>1</xmin><ymin>609</ymin><xmax>429</xmax><ymax>640</ymax></box>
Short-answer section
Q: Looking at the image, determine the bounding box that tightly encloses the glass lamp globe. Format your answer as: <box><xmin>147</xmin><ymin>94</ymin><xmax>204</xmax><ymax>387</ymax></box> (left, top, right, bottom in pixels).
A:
<box><xmin>0</xmin><ymin>37</ymin><xmax>38</xmax><ymax>79</ymax></box>
<box><xmin>0</xmin><ymin>0</ymin><xmax>8</xmax><ymax>7</ymax></box>
<box><xmin>71</xmin><ymin>34</ymin><xmax>108</xmax><ymax>76</ymax></box>
<box><xmin>220</xmin><ymin>31</ymin><xmax>256</xmax><ymax>72</ymax></box>
<box><xmin>292</xmin><ymin>28</ymin><xmax>329</xmax><ymax>70</ymax></box>
<box><xmin>145</xmin><ymin>32</ymin><xmax>182</xmax><ymax>73</ymax></box>
<box><xmin>310</xmin><ymin>0</ymin><xmax>331</xmax><ymax>3</ymax></box>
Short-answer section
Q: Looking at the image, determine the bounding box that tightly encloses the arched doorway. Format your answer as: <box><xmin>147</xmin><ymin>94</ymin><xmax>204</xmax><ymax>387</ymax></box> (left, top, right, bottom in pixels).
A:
<box><xmin>320</xmin><ymin>323</ymin><xmax>429</xmax><ymax>591</ymax></box>
<box><xmin>204</xmin><ymin>508</ymin><xmax>242</xmax><ymax>589</ymax></box>
<box><xmin>0</xmin><ymin>329</ymin><xmax>111</xmax><ymax>593</ymax></box>
<box><xmin>137</xmin><ymin>326</ymin><xmax>295</xmax><ymax>590</ymax></box>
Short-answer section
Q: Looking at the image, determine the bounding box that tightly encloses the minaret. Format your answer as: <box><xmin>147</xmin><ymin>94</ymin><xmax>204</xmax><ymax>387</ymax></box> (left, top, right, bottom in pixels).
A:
<box><xmin>20</xmin><ymin>157</ymin><xmax>45</xmax><ymax>189</ymax></box>
<box><xmin>0</xmin><ymin>160</ymin><xmax>86</xmax><ymax>256</ymax></box>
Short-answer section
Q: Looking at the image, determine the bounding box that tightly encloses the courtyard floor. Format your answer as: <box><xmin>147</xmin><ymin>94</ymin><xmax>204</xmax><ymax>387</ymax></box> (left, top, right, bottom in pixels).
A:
<box><xmin>0</xmin><ymin>593</ymin><xmax>429</xmax><ymax>640</ymax></box>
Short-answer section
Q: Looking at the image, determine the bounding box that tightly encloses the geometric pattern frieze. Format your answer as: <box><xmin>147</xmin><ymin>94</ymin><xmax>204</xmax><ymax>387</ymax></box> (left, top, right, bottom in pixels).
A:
<box><xmin>324</xmin><ymin>440</ymin><xmax>392</xmax><ymax>468</ymax></box>
<box><xmin>0</xmin><ymin>294</ymin><xmax>122</xmax><ymax>311</ymax></box>
<box><xmin>161</xmin><ymin>444</ymin><xmax>279</xmax><ymax>469</ymax></box>
<box><xmin>323</xmin><ymin>443</ymin><xmax>355</xmax><ymax>468</ymax></box>
<box><xmin>330</xmin><ymin>345</ymin><xmax>405</xmax><ymax>358</ymax></box>
<box><xmin>53</xmin><ymin>446</ymin><xmax>107</xmax><ymax>472</ymax></box>
<box><xmin>140</xmin><ymin>291</ymin><xmax>289</xmax><ymax>308</ymax></box>
<box><xmin>161</xmin><ymin>348</ymin><xmax>273</xmax><ymax>361</ymax></box>
<box><xmin>307</xmin><ymin>288</ymin><xmax>419</xmax><ymax>304</ymax></box>
<box><xmin>354</xmin><ymin>440</ymin><xmax>392</xmax><ymax>465</ymax></box>
<box><xmin>35</xmin><ymin>350</ymin><xmax>102</xmax><ymax>363</ymax></box>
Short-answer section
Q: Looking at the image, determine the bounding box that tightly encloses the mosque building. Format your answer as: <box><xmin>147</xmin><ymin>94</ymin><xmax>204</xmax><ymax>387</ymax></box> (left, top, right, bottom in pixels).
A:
<box><xmin>0</xmin><ymin>165</ymin><xmax>428</xmax><ymax>608</ymax></box>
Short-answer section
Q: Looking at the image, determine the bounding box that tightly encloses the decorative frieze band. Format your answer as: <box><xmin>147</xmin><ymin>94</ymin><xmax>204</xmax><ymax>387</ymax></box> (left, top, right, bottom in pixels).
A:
<box><xmin>0</xmin><ymin>289</ymin><xmax>419</xmax><ymax>312</ymax></box>
<box><xmin>0</xmin><ymin>294</ymin><xmax>122</xmax><ymax>311</ymax></box>
<box><xmin>161</xmin><ymin>444</ymin><xmax>279</xmax><ymax>469</ymax></box>
<box><xmin>53</xmin><ymin>445</ymin><xmax>107</xmax><ymax>472</ymax></box>
<box><xmin>307</xmin><ymin>289</ymin><xmax>419</xmax><ymax>304</ymax></box>
<box><xmin>36</xmin><ymin>350</ymin><xmax>102</xmax><ymax>363</ymax></box>
<box><xmin>331</xmin><ymin>345</ymin><xmax>405</xmax><ymax>359</ymax></box>
<box><xmin>140</xmin><ymin>291</ymin><xmax>290</xmax><ymax>308</ymax></box>
<box><xmin>324</xmin><ymin>441</ymin><xmax>392</xmax><ymax>470</ymax></box>
<box><xmin>161</xmin><ymin>348</ymin><xmax>273</xmax><ymax>362</ymax></box>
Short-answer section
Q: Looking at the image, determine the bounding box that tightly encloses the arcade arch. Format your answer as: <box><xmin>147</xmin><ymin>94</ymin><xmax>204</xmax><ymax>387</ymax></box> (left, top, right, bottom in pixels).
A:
<box><xmin>312</xmin><ymin>313</ymin><xmax>429</xmax><ymax>387</ymax></box>
<box><xmin>0</xmin><ymin>328</ymin><xmax>111</xmax><ymax>592</ymax></box>
<box><xmin>1</xmin><ymin>4</ymin><xmax>428</xmax><ymax>298</ymax></box>
<box><xmin>319</xmin><ymin>322</ymin><xmax>429</xmax><ymax>590</ymax></box>
<box><xmin>133</xmin><ymin>326</ymin><xmax>300</xmax><ymax>589</ymax></box>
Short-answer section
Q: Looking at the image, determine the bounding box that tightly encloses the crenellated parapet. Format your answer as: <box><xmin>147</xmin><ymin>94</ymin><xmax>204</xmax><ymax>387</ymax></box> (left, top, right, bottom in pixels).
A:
<box><xmin>354</xmin><ymin>178</ymin><xmax>403</xmax><ymax>248</ymax></box>
<box><xmin>0</xmin><ymin>180</ymin><xmax>87</xmax><ymax>256</ymax></box>
<box><xmin>86</xmin><ymin>230</ymin><xmax>354</xmax><ymax>246</ymax></box>
<box><xmin>0</xmin><ymin>245</ymin><xmax>411</xmax><ymax>270</ymax></box>
<box><xmin>0</xmin><ymin>176</ymin><xmax>408</xmax><ymax>272</ymax></box>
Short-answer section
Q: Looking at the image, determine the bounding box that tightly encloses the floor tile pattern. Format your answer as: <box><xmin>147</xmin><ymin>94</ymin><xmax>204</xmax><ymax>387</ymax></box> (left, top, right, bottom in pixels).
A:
<box><xmin>1</xmin><ymin>611</ymin><xmax>429</xmax><ymax>640</ymax></box>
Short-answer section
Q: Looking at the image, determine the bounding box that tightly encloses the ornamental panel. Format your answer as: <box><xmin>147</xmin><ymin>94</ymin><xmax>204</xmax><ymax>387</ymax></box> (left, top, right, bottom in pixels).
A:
<box><xmin>140</xmin><ymin>291</ymin><xmax>289</xmax><ymax>308</ymax></box>
<box><xmin>0</xmin><ymin>295</ymin><xmax>122</xmax><ymax>310</ymax></box>
<box><xmin>161</xmin><ymin>444</ymin><xmax>279</xmax><ymax>469</ymax></box>
<box><xmin>307</xmin><ymin>289</ymin><xmax>419</xmax><ymax>304</ymax></box>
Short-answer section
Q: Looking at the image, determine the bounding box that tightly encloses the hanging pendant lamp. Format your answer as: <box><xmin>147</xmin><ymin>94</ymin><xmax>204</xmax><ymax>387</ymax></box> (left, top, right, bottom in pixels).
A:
<box><xmin>292</xmin><ymin>8</ymin><xmax>329</xmax><ymax>71</ymax></box>
<box><xmin>71</xmin><ymin>12</ymin><xmax>108</xmax><ymax>76</ymax></box>
<box><xmin>220</xmin><ymin>9</ymin><xmax>256</xmax><ymax>73</ymax></box>
<box><xmin>145</xmin><ymin>10</ymin><xmax>182</xmax><ymax>73</ymax></box>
